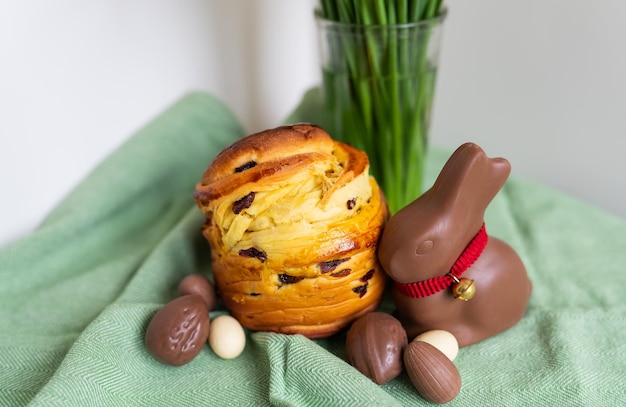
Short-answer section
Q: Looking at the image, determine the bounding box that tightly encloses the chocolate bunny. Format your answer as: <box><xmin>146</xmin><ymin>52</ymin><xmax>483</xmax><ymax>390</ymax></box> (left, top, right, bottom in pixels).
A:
<box><xmin>378</xmin><ymin>143</ymin><xmax>532</xmax><ymax>347</ymax></box>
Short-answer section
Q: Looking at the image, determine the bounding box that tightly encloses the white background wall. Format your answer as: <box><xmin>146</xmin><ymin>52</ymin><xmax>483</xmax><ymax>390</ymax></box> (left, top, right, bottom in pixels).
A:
<box><xmin>1</xmin><ymin>0</ymin><xmax>625</xmax><ymax>247</ymax></box>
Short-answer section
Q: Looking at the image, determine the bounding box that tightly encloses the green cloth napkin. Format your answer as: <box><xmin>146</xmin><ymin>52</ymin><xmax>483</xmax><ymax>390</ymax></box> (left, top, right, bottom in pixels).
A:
<box><xmin>1</xmin><ymin>91</ymin><xmax>625</xmax><ymax>406</ymax></box>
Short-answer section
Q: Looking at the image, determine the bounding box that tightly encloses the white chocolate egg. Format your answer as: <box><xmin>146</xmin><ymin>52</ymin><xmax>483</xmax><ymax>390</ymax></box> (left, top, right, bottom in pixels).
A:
<box><xmin>414</xmin><ymin>330</ymin><xmax>459</xmax><ymax>361</ymax></box>
<box><xmin>208</xmin><ymin>315</ymin><xmax>246</xmax><ymax>359</ymax></box>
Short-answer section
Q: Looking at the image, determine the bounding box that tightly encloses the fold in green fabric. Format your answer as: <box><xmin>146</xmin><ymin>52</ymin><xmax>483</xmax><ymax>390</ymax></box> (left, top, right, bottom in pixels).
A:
<box><xmin>1</xmin><ymin>91</ymin><xmax>624</xmax><ymax>406</ymax></box>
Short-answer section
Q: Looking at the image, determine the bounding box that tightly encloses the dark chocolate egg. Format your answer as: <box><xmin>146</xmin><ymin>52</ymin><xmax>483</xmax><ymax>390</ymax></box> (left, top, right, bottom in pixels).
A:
<box><xmin>346</xmin><ymin>312</ymin><xmax>408</xmax><ymax>384</ymax></box>
<box><xmin>145</xmin><ymin>294</ymin><xmax>210</xmax><ymax>366</ymax></box>
<box><xmin>178</xmin><ymin>274</ymin><xmax>218</xmax><ymax>311</ymax></box>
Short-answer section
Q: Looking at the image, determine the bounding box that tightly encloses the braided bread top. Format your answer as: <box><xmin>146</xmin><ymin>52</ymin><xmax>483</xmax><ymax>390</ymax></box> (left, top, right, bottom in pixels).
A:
<box><xmin>194</xmin><ymin>124</ymin><xmax>374</xmax><ymax>256</ymax></box>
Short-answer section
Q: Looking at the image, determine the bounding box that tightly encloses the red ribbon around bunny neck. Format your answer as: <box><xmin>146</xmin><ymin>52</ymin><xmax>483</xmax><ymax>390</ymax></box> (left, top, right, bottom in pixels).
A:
<box><xmin>393</xmin><ymin>223</ymin><xmax>488</xmax><ymax>298</ymax></box>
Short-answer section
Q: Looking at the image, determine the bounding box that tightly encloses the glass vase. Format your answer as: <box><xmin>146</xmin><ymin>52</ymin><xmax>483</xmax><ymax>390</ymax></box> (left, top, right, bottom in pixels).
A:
<box><xmin>316</xmin><ymin>11</ymin><xmax>447</xmax><ymax>214</ymax></box>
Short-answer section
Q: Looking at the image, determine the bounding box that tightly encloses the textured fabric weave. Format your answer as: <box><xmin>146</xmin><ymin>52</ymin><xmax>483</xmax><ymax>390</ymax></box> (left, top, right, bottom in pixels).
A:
<box><xmin>0</xmin><ymin>91</ymin><xmax>624</xmax><ymax>406</ymax></box>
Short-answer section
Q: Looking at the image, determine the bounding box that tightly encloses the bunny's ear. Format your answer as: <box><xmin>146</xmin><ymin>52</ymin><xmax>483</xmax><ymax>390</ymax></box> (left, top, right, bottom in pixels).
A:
<box><xmin>431</xmin><ymin>143</ymin><xmax>511</xmax><ymax>219</ymax></box>
<box><xmin>486</xmin><ymin>156</ymin><xmax>511</xmax><ymax>197</ymax></box>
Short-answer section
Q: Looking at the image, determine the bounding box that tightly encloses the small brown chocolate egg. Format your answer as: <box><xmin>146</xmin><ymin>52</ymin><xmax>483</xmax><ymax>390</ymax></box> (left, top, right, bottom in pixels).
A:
<box><xmin>346</xmin><ymin>312</ymin><xmax>408</xmax><ymax>384</ymax></box>
<box><xmin>178</xmin><ymin>274</ymin><xmax>218</xmax><ymax>311</ymax></box>
<box><xmin>145</xmin><ymin>294</ymin><xmax>210</xmax><ymax>366</ymax></box>
<box><xmin>404</xmin><ymin>341</ymin><xmax>461</xmax><ymax>404</ymax></box>
<box><xmin>208</xmin><ymin>315</ymin><xmax>246</xmax><ymax>359</ymax></box>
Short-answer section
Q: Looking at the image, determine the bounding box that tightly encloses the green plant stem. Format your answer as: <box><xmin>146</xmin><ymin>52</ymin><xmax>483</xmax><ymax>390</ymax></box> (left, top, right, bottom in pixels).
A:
<box><xmin>318</xmin><ymin>0</ymin><xmax>444</xmax><ymax>213</ymax></box>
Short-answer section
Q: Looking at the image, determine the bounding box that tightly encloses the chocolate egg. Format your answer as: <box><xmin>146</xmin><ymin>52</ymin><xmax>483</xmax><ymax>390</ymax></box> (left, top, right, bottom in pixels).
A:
<box><xmin>208</xmin><ymin>315</ymin><xmax>246</xmax><ymax>359</ymax></box>
<box><xmin>178</xmin><ymin>274</ymin><xmax>218</xmax><ymax>311</ymax></box>
<box><xmin>145</xmin><ymin>294</ymin><xmax>210</xmax><ymax>366</ymax></box>
<box><xmin>346</xmin><ymin>312</ymin><xmax>408</xmax><ymax>384</ymax></box>
<box><xmin>403</xmin><ymin>341</ymin><xmax>461</xmax><ymax>404</ymax></box>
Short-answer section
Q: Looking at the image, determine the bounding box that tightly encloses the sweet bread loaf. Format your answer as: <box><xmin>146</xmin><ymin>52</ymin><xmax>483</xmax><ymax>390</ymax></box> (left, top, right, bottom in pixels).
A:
<box><xmin>194</xmin><ymin>124</ymin><xmax>388</xmax><ymax>338</ymax></box>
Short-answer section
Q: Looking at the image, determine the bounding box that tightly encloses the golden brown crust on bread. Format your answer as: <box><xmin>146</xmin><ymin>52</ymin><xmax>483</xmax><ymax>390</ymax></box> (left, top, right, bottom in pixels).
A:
<box><xmin>200</xmin><ymin>124</ymin><xmax>333</xmax><ymax>185</ymax></box>
<box><xmin>194</xmin><ymin>124</ymin><xmax>388</xmax><ymax>339</ymax></box>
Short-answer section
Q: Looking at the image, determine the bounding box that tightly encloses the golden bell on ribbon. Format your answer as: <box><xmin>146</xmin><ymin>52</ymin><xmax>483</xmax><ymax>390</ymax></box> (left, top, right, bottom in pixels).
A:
<box><xmin>451</xmin><ymin>278</ymin><xmax>476</xmax><ymax>301</ymax></box>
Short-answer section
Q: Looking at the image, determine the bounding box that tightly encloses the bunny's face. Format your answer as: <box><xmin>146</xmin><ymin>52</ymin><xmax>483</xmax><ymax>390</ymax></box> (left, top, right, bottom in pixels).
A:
<box><xmin>378</xmin><ymin>201</ymin><xmax>459</xmax><ymax>284</ymax></box>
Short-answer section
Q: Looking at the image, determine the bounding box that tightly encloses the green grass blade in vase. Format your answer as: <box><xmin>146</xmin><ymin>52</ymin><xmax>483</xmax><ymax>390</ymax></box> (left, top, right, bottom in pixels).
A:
<box><xmin>316</xmin><ymin>0</ymin><xmax>445</xmax><ymax>214</ymax></box>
